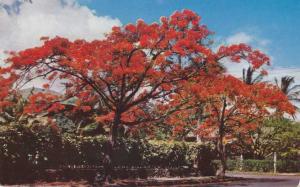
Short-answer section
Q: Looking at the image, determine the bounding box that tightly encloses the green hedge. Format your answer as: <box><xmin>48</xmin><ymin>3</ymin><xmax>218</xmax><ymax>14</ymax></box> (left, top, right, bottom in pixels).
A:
<box><xmin>0</xmin><ymin>125</ymin><xmax>215</xmax><ymax>183</ymax></box>
<box><xmin>61</xmin><ymin>135</ymin><xmax>213</xmax><ymax>168</ymax></box>
<box><xmin>224</xmin><ymin>159</ymin><xmax>300</xmax><ymax>172</ymax></box>
<box><xmin>0</xmin><ymin>125</ymin><xmax>63</xmax><ymax>182</ymax></box>
<box><xmin>62</xmin><ymin>136</ymin><xmax>216</xmax><ymax>170</ymax></box>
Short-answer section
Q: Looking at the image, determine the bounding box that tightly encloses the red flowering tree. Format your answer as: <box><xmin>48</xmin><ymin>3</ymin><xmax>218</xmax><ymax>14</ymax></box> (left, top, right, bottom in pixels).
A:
<box><xmin>0</xmin><ymin>10</ymin><xmax>221</xmax><ymax>178</ymax></box>
<box><xmin>158</xmin><ymin>42</ymin><xmax>295</xmax><ymax>176</ymax></box>
<box><xmin>1</xmin><ymin>10</ymin><xmax>214</xmax><ymax>140</ymax></box>
<box><xmin>162</xmin><ymin>71</ymin><xmax>295</xmax><ymax>177</ymax></box>
<box><xmin>201</xmin><ymin>77</ymin><xmax>294</xmax><ymax>176</ymax></box>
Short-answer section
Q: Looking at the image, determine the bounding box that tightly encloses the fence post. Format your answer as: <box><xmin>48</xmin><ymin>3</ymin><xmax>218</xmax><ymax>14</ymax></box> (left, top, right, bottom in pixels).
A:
<box><xmin>239</xmin><ymin>154</ymin><xmax>243</xmax><ymax>171</ymax></box>
<box><xmin>273</xmin><ymin>152</ymin><xmax>277</xmax><ymax>173</ymax></box>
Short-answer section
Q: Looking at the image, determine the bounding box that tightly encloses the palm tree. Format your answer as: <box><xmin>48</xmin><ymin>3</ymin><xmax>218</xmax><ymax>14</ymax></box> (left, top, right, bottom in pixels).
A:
<box><xmin>275</xmin><ymin>76</ymin><xmax>300</xmax><ymax>108</ymax></box>
<box><xmin>242</xmin><ymin>67</ymin><xmax>265</xmax><ymax>85</ymax></box>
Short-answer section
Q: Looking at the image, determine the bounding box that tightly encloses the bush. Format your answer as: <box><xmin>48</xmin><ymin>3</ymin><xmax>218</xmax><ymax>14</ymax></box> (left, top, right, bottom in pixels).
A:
<box><xmin>196</xmin><ymin>144</ymin><xmax>217</xmax><ymax>176</ymax></box>
<box><xmin>62</xmin><ymin>134</ymin><xmax>106</xmax><ymax>166</ymax></box>
<box><xmin>0</xmin><ymin>124</ymin><xmax>63</xmax><ymax>183</ymax></box>
<box><xmin>61</xmin><ymin>137</ymin><xmax>215</xmax><ymax>170</ymax></box>
<box><xmin>143</xmin><ymin>140</ymin><xmax>194</xmax><ymax>167</ymax></box>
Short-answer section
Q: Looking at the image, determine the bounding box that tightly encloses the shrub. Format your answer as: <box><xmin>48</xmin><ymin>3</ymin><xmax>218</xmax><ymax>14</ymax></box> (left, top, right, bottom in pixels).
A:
<box><xmin>61</xmin><ymin>134</ymin><xmax>106</xmax><ymax>165</ymax></box>
<box><xmin>196</xmin><ymin>144</ymin><xmax>217</xmax><ymax>176</ymax></box>
<box><xmin>0</xmin><ymin>124</ymin><xmax>62</xmax><ymax>183</ymax></box>
<box><xmin>144</xmin><ymin>140</ymin><xmax>193</xmax><ymax>167</ymax></box>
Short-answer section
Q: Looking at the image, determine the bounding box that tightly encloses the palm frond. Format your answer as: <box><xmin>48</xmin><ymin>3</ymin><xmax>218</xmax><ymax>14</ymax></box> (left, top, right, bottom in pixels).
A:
<box><xmin>287</xmin><ymin>84</ymin><xmax>300</xmax><ymax>93</ymax></box>
<box><xmin>280</xmin><ymin>76</ymin><xmax>294</xmax><ymax>94</ymax></box>
<box><xmin>253</xmin><ymin>74</ymin><xmax>264</xmax><ymax>84</ymax></box>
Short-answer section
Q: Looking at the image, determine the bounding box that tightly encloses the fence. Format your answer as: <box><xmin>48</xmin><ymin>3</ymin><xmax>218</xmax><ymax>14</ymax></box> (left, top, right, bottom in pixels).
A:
<box><xmin>224</xmin><ymin>154</ymin><xmax>300</xmax><ymax>173</ymax></box>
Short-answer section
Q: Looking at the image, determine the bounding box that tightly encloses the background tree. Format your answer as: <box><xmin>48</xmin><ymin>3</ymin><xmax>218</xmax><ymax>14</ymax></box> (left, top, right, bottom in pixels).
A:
<box><xmin>198</xmin><ymin>76</ymin><xmax>294</xmax><ymax>176</ymax></box>
<box><xmin>275</xmin><ymin>76</ymin><xmax>300</xmax><ymax>108</ymax></box>
<box><xmin>242</xmin><ymin>66</ymin><xmax>267</xmax><ymax>85</ymax></box>
<box><xmin>231</xmin><ymin>117</ymin><xmax>300</xmax><ymax>160</ymax></box>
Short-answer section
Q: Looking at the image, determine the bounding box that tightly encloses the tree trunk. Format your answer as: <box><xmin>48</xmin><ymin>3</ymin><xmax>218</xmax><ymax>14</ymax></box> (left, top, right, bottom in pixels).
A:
<box><xmin>110</xmin><ymin>112</ymin><xmax>120</xmax><ymax>146</ymax></box>
<box><xmin>216</xmin><ymin>137</ymin><xmax>226</xmax><ymax>177</ymax></box>
<box><xmin>216</xmin><ymin>123</ymin><xmax>226</xmax><ymax>177</ymax></box>
<box><xmin>216</xmin><ymin>98</ymin><xmax>227</xmax><ymax>177</ymax></box>
<box><xmin>102</xmin><ymin>111</ymin><xmax>121</xmax><ymax>184</ymax></box>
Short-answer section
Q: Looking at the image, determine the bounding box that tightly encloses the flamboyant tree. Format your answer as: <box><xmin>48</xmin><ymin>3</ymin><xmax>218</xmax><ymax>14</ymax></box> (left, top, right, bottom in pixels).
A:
<box><xmin>1</xmin><ymin>10</ymin><xmax>216</xmax><ymax>144</ymax></box>
<box><xmin>161</xmin><ymin>57</ymin><xmax>295</xmax><ymax>177</ymax></box>
<box><xmin>163</xmin><ymin>74</ymin><xmax>294</xmax><ymax>176</ymax></box>
<box><xmin>201</xmin><ymin>77</ymin><xmax>294</xmax><ymax>176</ymax></box>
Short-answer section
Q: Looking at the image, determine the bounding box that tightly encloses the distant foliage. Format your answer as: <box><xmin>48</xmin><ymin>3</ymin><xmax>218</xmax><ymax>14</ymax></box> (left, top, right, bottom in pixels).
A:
<box><xmin>228</xmin><ymin>117</ymin><xmax>300</xmax><ymax>160</ymax></box>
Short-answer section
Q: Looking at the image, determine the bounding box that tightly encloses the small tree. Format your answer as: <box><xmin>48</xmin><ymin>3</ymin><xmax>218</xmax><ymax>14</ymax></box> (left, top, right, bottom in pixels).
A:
<box><xmin>202</xmin><ymin>77</ymin><xmax>294</xmax><ymax>176</ymax></box>
<box><xmin>233</xmin><ymin>117</ymin><xmax>300</xmax><ymax>159</ymax></box>
<box><xmin>164</xmin><ymin>72</ymin><xmax>295</xmax><ymax>177</ymax></box>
